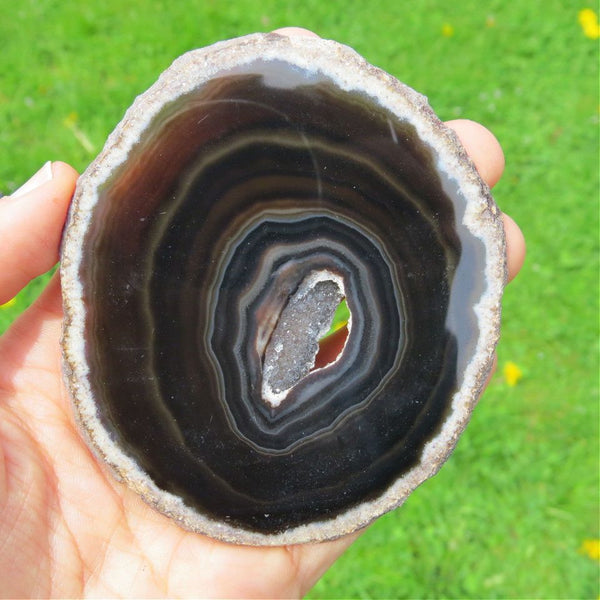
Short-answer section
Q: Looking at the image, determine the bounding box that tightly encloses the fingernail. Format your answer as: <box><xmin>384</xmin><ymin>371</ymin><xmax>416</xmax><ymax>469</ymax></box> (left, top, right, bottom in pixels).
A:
<box><xmin>12</xmin><ymin>161</ymin><xmax>53</xmax><ymax>198</ymax></box>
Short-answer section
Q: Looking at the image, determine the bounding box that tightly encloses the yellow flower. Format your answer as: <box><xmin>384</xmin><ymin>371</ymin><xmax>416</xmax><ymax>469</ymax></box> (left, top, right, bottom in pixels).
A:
<box><xmin>578</xmin><ymin>8</ymin><xmax>600</xmax><ymax>39</ymax></box>
<box><xmin>441</xmin><ymin>23</ymin><xmax>454</xmax><ymax>38</ymax></box>
<box><xmin>503</xmin><ymin>361</ymin><xmax>523</xmax><ymax>386</ymax></box>
<box><xmin>579</xmin><ymin>539</ymin><xmax>600</xmax><ymax>560</ymax></box>
<box><xmin>0</xmin><ymin>297</ymin><xmax>17</xmax><ymax>310</ymax></box>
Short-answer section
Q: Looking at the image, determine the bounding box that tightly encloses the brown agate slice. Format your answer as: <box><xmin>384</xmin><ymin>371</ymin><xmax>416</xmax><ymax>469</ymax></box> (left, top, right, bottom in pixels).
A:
<box><xmin>60</xmin><ymin>33</ymin><xmax>506</xmax><ymax>545</ymax></box>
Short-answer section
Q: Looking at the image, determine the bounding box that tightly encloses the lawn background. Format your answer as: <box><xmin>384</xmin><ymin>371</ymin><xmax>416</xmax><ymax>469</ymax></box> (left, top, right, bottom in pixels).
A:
<box><xmin>1</xmin><ymin>1</ymin><xmax>598</xmax><ymax>598</ymax></box>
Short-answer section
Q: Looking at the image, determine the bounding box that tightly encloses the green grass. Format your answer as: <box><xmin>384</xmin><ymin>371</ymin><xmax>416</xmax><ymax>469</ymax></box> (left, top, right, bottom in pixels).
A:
<box><xmin>1</xmin><ymin>0</ymin><xmax>598</xmax><ymax>597</ymax></box>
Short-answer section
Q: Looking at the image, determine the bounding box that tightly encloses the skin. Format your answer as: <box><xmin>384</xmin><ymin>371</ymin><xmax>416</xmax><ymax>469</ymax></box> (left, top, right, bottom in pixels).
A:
<box><xmin>0</xmin><ymin>29</ymin><xmax>525</xmax><ymax>599</ymax></box>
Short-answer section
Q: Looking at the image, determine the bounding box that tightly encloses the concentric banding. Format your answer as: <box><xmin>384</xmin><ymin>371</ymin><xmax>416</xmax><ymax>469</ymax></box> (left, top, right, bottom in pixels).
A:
<box><xmin>61</xmin><ymin>33</ymin><xmax>505</xmax><ymax>544</ymax></box>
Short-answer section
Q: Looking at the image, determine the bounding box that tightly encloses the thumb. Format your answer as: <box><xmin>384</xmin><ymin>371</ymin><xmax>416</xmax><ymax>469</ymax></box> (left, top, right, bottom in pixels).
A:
<box><xmin>0</xmin><ymin>162</ymin><xmax>78</xmax><ymax>305</ymax></box>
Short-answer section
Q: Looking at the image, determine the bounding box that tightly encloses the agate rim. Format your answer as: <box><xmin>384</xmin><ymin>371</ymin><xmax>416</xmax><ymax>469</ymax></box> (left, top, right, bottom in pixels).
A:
<box><xmin>60</xmin><ymin>32</ymin><xmax>506</xmax><ymax>545</ymax></box>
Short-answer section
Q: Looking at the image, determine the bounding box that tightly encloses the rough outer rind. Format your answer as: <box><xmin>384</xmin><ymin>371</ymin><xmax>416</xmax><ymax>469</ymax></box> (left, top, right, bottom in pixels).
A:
<box><xmin>60</xmin><ymin>32</ymin><xmax>506</xmax><ymax>545</ymax></box>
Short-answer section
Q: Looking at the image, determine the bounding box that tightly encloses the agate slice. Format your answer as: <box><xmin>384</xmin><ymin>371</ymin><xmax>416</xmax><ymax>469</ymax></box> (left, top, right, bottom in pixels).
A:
<box><xmin>61</xmin><ymin>33</ymin><xmax>506</xmax><ymax>545</ymax></box>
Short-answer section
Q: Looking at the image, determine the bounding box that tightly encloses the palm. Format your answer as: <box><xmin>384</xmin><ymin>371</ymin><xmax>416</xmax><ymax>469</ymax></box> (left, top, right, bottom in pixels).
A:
<box><xmin>0</xmin><ymin>276</ymin><xmax>353</xmax><ymax>598</ymax></box>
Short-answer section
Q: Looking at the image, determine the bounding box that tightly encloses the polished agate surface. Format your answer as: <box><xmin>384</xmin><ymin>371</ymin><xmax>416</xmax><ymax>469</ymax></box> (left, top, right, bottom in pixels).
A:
<box><xmin>62</xmin><ymin>34</ymin><xmax>505</xmax><ymax>544</ymax></box>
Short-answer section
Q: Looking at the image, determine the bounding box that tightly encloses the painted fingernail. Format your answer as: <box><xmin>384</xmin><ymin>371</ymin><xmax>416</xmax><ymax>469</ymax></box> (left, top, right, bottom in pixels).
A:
<box><xmin>12</xmin><ymin>161</ymin><xmax>53</xmax><ymax>198</ymax></box>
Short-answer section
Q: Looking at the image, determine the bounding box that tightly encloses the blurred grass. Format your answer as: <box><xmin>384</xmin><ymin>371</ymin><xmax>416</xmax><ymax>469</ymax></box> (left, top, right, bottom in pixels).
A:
<box><xmin>1</xmin><ymin>0</ymin><xmax>598</xmax><ymax>597</ymax></box>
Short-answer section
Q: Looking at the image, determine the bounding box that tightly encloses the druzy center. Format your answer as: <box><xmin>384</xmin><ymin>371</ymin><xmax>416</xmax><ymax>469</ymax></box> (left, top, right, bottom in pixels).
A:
<box><xmin>261</xmin><ymin>270</ymin><xmax>345</xmax><ymax>408</ymax></box>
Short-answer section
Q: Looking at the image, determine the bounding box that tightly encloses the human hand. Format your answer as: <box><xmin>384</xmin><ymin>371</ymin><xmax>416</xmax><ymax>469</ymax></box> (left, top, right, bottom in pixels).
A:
<box><xmin>0</xmin><ymin>35</ymin><xmax>524</xmax><ymax>600</ymax></box>
<box><xmin>0</xmin><ymin>118</ymin><xmax>524</xmax><ymax>598</ymax></box>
